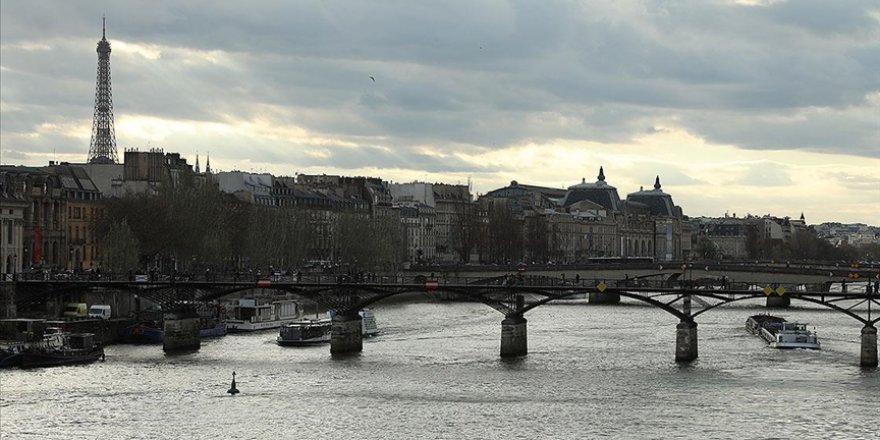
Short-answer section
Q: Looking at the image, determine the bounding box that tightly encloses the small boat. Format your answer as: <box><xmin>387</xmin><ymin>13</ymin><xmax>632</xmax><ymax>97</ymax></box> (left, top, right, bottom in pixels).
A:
<box><xmin>2</xmin><ymin>327</ymin><xmax>67</xmax><ymax>368</ymax></box>
<box><xmin>199</xmin><ymin>304</ymin><xmax>228</xmax><ymax>338</ymax></box>
<box><xmin>0</xmin><ymin>343</ymin><xmax>26</xmax><ymax>368</ymax></box>
<box><xmin>20</xmin><ymin>332</ymin><xmax>104</xmax><ymax>368</ymax></box>
<box><xmin>120</xmin><ymin>321</ymin><xmax>164</xmax><ymax>344</ymax></box>
<box><xmin>277</xmin><ymin>318</ymin><xmax>332</xmax><ymax>346</ymax></box>
<box><xmin>200</xmin><ymin>319</ymin><xmax>228</xmax><ymax>338</ymax></box>
<box><xmin>746</xmin><ymin>315</ymin><xmax>820</xmax><ymax>350</ymax></box>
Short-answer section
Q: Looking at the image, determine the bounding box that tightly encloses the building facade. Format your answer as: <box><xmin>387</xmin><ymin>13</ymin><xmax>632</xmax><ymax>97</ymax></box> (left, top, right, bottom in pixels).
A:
<box><xmin>46</xmin><ymin>164</ymin><xmax>102</xmax><ymax>270</ymax></box>
<box><xmin>389</xmin><ymin>182</ymin><xmax>475</xmax><ymax>263</ymax></box>
<box><xmin>0</xmin><ymin>171</ymin><xmax>29</xmax><ymax>275</ymax></box>
<box><xmin>479</xmin><ymin>167</ymin><xmax>689</xmax><ymax>264</ymax></box>
<box><xmin>397</xmin><ymin>202</ymin><xmax>436</xmax><ymax>264</ymax></box>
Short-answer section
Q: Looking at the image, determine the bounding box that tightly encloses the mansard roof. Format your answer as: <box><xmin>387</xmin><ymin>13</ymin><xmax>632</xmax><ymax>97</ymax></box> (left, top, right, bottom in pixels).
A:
<box><xmin>482</xmin><ymin>180</ymin><xmax>566</xmax><ymax>210</ymax></box>
<box><xmin>625</xmin><ymin>176</ymin><xmax>678</xmax><ymax>217</ymax></box>
<box><xmin>484</xmin><ymin>180</ymin><xmax>567</xmax><ymax>199</ymax></box>
<box><xmin>560</xmin><ymin>166</ymin><xmax>622</xmax><ymax>211</ymax></box>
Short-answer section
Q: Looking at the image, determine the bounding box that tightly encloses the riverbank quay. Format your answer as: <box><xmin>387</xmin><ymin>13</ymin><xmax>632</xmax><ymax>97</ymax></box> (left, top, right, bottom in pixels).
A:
<box><xmin>406</xmin><ymin>261</ymin><xmax>878</xmax><ymax>285</ymax></box>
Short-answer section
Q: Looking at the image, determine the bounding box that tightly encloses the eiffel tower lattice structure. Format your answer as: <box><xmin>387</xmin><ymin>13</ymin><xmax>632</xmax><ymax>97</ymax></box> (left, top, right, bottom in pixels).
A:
<box><xmin>87</xmin><ymin>17</ymin><xmax>119</xmax><ymax>164</ymax></box>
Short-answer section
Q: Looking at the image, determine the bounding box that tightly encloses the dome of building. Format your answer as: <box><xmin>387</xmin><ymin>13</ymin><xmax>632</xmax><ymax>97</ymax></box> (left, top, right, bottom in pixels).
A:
<box><xmin>625</xmin><ymin>176</ymin><xmax>678</xmax><ymax>217</ymax></box>
<box><xmin>561</xmin><ymin>166</ymin><xmax>622</xmax><ymax>211</ymax></box>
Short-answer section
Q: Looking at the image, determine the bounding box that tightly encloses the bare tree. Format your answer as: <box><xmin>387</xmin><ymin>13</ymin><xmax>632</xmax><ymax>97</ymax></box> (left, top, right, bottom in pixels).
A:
<box><xmin>98</xmin><ymin>218</ymin><xmax>139</xmax><ymax>273</ymax></box>
<box><xmin>451</xmin><ymin>202</ymin><xmax>479</xmax><ymax>263</ymax></box>
<box><xmin>486</xmin><ymin>200</ymin><xmax>523</xmax><ymax>264</ymax></box>
<box><xmin>524</xmin><ymin>212</ymin><xmax>549</xmax><ymax>263</ymax></box>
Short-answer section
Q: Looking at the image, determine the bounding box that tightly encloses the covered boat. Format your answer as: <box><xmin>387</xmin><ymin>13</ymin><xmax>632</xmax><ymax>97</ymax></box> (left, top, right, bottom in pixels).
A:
<box><xmin>746</xmin><ymin>315</ymin><xmax>820</xmax><ymax>349</ymax></box>
<box><xmin>20</xmin><ymin>332</ymin><xmax>104</xmax><ymax>368</ymax></box>
<box><xmin>200</xmin><ymin>320</ymin><xmax>228</xmax><ymax>338</ymax></box>
<box><xmin>278</xmin><ymin>308</ymin><xmax>380</xmax><ymax>346</ymax></box>
<box><xmin>120</xmin><ymin>321</ymin><xmax>164</xmax><ymax>344</ymax></box>
<box><xmin>277</xmin><ymin>318</ymin><xmax>331</xmax><ymax>346</ymax></box>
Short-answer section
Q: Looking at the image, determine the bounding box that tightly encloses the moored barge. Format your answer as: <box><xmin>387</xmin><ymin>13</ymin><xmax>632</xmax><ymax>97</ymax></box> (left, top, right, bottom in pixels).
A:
<box><xmin>20</xmin><ymin>332</ymin><xmax>105</xmax><ymax>368</ymax></box>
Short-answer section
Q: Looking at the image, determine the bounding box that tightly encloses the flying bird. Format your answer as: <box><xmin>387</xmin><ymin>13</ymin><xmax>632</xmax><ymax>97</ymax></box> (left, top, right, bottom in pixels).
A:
<box><xmin>369</xmin><ymin>76</ymin><xmax>375</xmax><ymax>82</ymax></box>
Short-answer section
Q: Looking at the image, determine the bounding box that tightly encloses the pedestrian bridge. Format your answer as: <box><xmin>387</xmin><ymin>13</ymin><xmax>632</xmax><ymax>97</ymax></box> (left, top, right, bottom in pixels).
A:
<box><xmin>10</xmin><ymin>273</ymin><xmax>880</xmax><ymax>367</ymax></box>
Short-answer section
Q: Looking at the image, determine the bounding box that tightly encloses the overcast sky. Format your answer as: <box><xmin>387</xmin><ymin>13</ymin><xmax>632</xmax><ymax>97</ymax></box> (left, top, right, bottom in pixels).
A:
<box><xmin>1</xmin><ymin>0</ymin><xmax>878</xmax><ymax>224</ymax></box>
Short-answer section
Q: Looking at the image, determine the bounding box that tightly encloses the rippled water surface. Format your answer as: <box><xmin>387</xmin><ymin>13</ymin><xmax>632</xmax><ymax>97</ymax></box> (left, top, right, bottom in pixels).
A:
<box><xmin>1</xmin><ymin>299</ymin><xmax>878</xmax><ymax>439</ymax></box>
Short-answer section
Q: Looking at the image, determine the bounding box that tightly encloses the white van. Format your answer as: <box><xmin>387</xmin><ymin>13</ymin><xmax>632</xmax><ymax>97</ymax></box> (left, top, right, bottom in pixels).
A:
<box><xmin>88</xmin><ymin>304</ymin><xmax>112</xmax><ymax>320</ymax></box>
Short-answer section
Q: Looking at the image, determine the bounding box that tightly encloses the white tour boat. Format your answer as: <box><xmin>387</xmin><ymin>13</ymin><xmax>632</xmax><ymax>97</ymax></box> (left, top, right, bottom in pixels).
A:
<box><xmin>277</xmin><ymin>308</ymin><xmax>379</xmax><ymax>345</ymax></box>
<box><xmin>277</xmin><ymin>318</ymin><xmax>331</xmax><ymax>346</ymax></box>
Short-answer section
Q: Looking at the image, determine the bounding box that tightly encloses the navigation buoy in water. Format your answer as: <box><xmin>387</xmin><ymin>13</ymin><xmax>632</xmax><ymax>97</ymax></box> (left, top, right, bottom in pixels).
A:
<box><xmin>227</xmin><ymin>371</ymin><xmax>239</xmax><ymax>395</ymax></box>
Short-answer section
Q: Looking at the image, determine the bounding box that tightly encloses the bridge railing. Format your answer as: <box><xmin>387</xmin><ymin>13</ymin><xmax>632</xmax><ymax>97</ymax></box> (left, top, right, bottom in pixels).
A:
<box><xmin>10</xmin><ymin>271</ymin><xmax>875</xmax><ymax>296</ymax></box>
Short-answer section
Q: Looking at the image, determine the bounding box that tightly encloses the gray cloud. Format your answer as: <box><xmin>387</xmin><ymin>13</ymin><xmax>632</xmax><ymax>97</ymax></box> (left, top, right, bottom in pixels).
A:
<box><xmin>763</xmin><ymin>0</ymin><xmax>880</xmax><ymax>36</ymax></box>
<box><xmin>1</xmin><ymin>0</ymin><xmax>878</xmax><ymax>168</ymax></box>
<box><xmin>290</xmin><ymin>144</ymin><xmax>503</xmax><ymax>174</ymax></box>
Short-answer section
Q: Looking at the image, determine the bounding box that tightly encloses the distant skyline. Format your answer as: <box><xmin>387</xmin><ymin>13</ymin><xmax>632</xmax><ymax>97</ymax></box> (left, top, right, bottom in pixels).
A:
<box><xmin>1</xmin><ymin>0</ymin><xmax>878</xmax><ymax>224</ymax></box>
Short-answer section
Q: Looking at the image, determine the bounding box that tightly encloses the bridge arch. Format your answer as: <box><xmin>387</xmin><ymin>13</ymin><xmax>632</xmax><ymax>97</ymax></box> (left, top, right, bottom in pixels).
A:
<box><xmin>516</xmin><ymin>289</ymin><xmax>689</xmax><ymax>321</ymax></box>
<box><xmin>680</xmin><ymin>292</ymin><xmax>876</xmax><ymax>326</ymax></box>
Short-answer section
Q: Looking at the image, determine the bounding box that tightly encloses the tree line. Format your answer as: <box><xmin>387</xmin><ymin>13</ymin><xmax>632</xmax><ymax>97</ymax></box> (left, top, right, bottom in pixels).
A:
<box><xmin>93</xmin><ymin>177</ymin><xmax>878</xmax><ymax>273</ymax></box>
<box><xmin>694</xmin><ymin>225</ymin><xmax>879</xmax><ymax>263</ymax></box>
<box><xmin>95</xmin><ymin>180</ymin><xmax>406</xmax><ymax>274</ymax></box>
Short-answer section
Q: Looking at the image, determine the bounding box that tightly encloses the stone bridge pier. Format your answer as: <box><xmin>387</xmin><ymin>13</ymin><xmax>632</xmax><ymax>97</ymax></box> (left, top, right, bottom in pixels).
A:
<box><xmin>861</xmin><ymin>325</ymin><xmax>877</xmax><ymax>368</ymax></box>
<box><xmin>331</xmin><ymin>312</ymin><xmax>363</xmax><ymax>354</ymax></box>
<box><xmin>675</xmin><ymin>320</ymin><xmax>698</xmax><ymax>363</ymax></box>
<box><xmin>500</xmin><ymin>315</ymin><xmax>527</xmax><ymax>357</ymax></box>
<box><xmin>589</xmin><ymin>291</ymin><xmax>620</xmax><ymax>304</ymax></box>
<box><xmin>766</xmin><ymin>295</ymin><xmax>791</xmax><ymax>308</ymax></box>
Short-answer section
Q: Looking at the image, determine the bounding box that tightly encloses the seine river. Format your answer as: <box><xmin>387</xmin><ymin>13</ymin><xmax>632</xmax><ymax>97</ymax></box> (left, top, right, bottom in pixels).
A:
<box><xmin>1</xmin><ymin>299</ymin><xmax>877</xmax><ymax>440</ymax></box>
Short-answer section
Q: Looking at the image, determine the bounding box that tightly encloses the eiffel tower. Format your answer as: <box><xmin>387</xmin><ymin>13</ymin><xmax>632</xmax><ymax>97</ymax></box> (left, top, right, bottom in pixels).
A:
<box><xmin>87</xmin><ymin>17</ymin><xmax>118</xmax><ymax>164</ymax></box>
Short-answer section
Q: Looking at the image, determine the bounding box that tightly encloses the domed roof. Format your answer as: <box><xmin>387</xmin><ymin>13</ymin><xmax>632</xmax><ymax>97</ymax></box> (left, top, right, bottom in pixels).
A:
<box><xmin>626</xmin><ymin>176</ymin><xmax>677</xmax><ymax>217</ymax></box>
<box><xmin>561</xmin><ymin>166</ymin><xmax>622</xmax><ymax>210</ymax></box>
<box><xmin>566</xmin><ymin>166</ymin><xmax>615</xmax><ymax>190</ymax></box>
